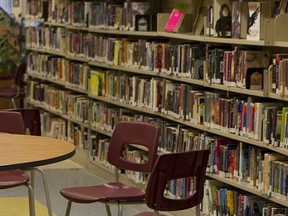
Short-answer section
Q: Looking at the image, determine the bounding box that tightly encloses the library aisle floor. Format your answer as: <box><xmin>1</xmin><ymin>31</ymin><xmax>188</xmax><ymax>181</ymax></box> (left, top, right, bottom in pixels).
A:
<box><xmin>0</xmin><ymin>159</ymin><xmax>175</xmax><ymax>216</ymax></box>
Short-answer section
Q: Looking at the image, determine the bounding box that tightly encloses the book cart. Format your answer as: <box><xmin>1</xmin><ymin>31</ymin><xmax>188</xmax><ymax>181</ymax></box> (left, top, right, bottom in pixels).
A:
<box><xmin>24</xmin><ymin>0</ymin><xmax>288</xmax><ymax>215</ymax></box>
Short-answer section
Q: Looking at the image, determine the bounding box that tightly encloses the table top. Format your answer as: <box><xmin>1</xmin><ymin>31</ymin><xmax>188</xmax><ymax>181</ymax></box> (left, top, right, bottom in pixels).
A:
<box><xmin>0</xmin><ymin>134</ymin><xmax>76</xmax><ymax>171</ymax></box>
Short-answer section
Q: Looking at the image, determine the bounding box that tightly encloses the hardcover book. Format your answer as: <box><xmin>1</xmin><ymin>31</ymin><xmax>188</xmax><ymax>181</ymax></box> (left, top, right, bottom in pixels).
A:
<box><xmin>213</xmin><ymin>0</ymin><xmax>230</xmax><ymax>37</ymax></box>
<box><xmin>192</xmin><ymin>6</ymin><xmax>208</xmax><ymax>35</ymax></box>
<box><xmin>130</xmin><ymin>2</ymin><xmax>150</xmax><ymax>31</ymax></box>
<box><xmin>231</xmin><ymin>2</ymin><xmax>248</xmax><ymax>38</ymax></box>
<box><xmin>246</xmin><ymin>2</ymin><xmax>271</xmax><ymax>41</ymax></box>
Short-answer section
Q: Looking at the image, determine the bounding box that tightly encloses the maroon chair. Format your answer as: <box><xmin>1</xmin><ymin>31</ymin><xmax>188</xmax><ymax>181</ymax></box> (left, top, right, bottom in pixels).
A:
<box><xmin>8</xmin><ymin>108</ymin><xmax>41</xmax><ymax>136</ymax></box>
<box><xmin>135</xmin><ymin>150</ymin><xmax>210</xmax><ymax>216</ymax></box>
<box><xmin>0</xmin><ymin>110</ymin><xmax>35</xmax><ymax>216</ymax></box>
<box><xmin>60</xmin><ymin>121</ymin><xmax>160</xmax><ymax>216</ymax></box>
<box><xmin>8</xmin><ymin>108</ymin><xmax>52</xmax><ymax>216</ymax></box>
<box><xmin>0</xmin><ymin>62</ymin><xmax>26</xmax><ymax>108</ymax></box>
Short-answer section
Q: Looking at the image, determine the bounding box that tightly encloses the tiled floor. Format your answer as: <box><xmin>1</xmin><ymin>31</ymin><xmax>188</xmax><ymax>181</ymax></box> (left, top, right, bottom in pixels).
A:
<box><xmin>0</xmin><ymin>159</ymin><xmax>174</xmax><ymax>216</ymax></box>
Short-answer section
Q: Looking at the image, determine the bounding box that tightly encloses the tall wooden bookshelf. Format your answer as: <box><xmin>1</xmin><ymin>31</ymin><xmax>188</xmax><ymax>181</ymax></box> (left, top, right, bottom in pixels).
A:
<box><xmin>24</xmin><ymin>0</ymin><xmax>288</xmax><ymax>215</ymax></box>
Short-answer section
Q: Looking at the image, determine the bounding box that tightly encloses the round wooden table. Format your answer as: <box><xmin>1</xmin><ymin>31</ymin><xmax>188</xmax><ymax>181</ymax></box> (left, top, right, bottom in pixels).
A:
<box><xmin>0</xmin><ymin>133</ymin><xmax>76</xmax><ymax>171</ymax></box>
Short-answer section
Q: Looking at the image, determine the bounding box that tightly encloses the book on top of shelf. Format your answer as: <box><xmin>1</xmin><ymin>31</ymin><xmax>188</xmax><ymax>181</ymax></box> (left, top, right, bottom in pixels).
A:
<box><xmin>231</xmin><ymin>1</ymin><xmax>248</xmax><ymax>39</ymax></box>
<box><xmin>214</xmin><ymin>2</ymin><xmax>232</xmax><ymax>38</ymax></box>
<box><xmin>135</xmin><ymin>14</ymin><xmax>150</xmax><ymax>31</ymax></box>
<box><xmin>192</xmin><ymin>6</ymin><xmax>207</xmax><ymax>35</ymax></box>
<box><xmin>246</xmin><ymin>2</ymin><xmax>271</xmax><ymax>41</ymax></box>
<box><xmin>129</xmin><ymin>1</ymin><xmax>150</xmax><ymax>31</ymax></box>
<box><xmin>165</xmin><ymin>9</ymin><xmax>185</xmax><ymax>32</ymax></box>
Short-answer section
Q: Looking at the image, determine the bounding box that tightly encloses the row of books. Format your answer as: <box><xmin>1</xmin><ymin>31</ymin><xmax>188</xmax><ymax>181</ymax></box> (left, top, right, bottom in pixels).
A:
<box><xmin>28</xmin><ymin>68</ymin><xmax>288</xmax><ymax>147</ymax></box>
<box><xmin>33</xmin><ymin>96</ymin><xmax>288</xmax><ymax>200</ymax></box>
<box><xmin>90</xmin><ymin>100</ymin><xmax>206</xmax><ymax>153</ymax></box>
<box><xmin>89</xmin><ymin>69</ymin><xmax>196</xmax><ymax>119</ymax></box>
<box><xmin>89</xmin><ymin>68</ymin><xmax>288</xmax><ymax>145</ymax></box>
<box><xmin>271</xmin><ymin>54</ymin><xmax>288</xmax><ymax>97</ymax></box>
<box><xmin>207</xmin><ymin>48</ymin><xmax>269</xmax><ymax>89</ymax></box>
<box><xmin>205</xmin><ymin>1</ymin><xmax>271</xmax><ymax>41</ymax></box>
<box><xmin>86</xmin><ymin>1</ymin><xmax>152</xmax><ymax>31</ymax></box>
<box><xmin>40</xmin><ymin>111</ymin><xmax>66</xmax><ymax>140</ymax></box>
<box><xmin>26</xmin><ymin>0</ymin><xmax>47</xmax><ymax>19</ymax></box>
<box><xmin>40</xmin><ymin>110</ymin><xmax>88</xmax><ymax>149</ymax></box>
<box><xmin>27</xmin><ymin>28</ymin><xmax>277</xmax><ymax>91</ymax></box>
<box><xmin>206</xmin><ymin>136</ymin><xmax>288</xmax><ymax>202</ymax></box>
<box><xmin>27</xmin><ymin>53</ymin><xmax>89</xmax><ymax>91</ymax></box>
<box><xmin>26</xmin><ymin>26</ymin><xmax>66</xmax><ymax>53</ymax></box>
<box><xmin>28</xmin><ymin>0</ymin><xmax>153</xmax><ymax>32</ymax></box>
<box><xmin>27</xmin><ymin>81</ymin><xmax>89</xmax><ymax>124</ymax></box>
<box><xmin>26</xmin><ymin>30</ymin><xmax>207</xmax><ymax>78</ymax></box>
<box><xmin>203</xmin><ymin>180</ymin><xmax>288</xmax><ymax>215</ymax></box>
<box><xmin>207</xmin><ymin>140</ymin><xmax>260</xmax><ymax>192</ymax></box>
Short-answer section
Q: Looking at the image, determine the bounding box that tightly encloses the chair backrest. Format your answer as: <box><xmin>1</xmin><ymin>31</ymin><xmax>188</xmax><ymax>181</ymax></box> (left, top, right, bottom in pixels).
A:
<box><xmin>14</xmin><ymin>62</ymin><xmax>26</xmax><ymax>87</ymax></box>
<box><xmin>107</xmin><ymin>121</ymin><xmax>160</xmax><ymax>173</ymax></box>
<box><xmin>145</xmin><ymin>150</ymin><xmax>210</xmax><ymax>212</ymax></box>
<box><xmin>0</xmin><ymin>110</ymin><xmax>25</xmax><ymax>134</ymax></box>
<box><xmin>8</xmin><ymin>108</ymin><xmax>41</xmax><ymax>136</ymax></box>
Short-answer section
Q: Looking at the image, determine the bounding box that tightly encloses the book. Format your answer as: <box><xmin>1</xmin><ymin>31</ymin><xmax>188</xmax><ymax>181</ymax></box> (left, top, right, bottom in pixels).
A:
<box><xmin>89</xmin><ymin>69</ymin><xmax>105</xmax><ymax>96</ymax></box>
<box><xmin>237</xmin><ymin>50</ymin><xmax>270</xmax><ymax>89</ymax></box>
<box><xmin>135</xmin><ymin>14</ymin><xmax>150</xmax><ymax>31</ymax></box>
<box><xmin>192</xmin><ymin>6</ymin><xmax>207</xmax><ymax>35</ymax></box>
<box><xmin>206</xmin><ymin>6</ymin><xmax>214</xmax><ymax>36</ymax></box>
<box><xmin>130</xmin><ymin>1</ymin><xmax>150</xmax><ymax>31</ymax></box>
<box><xmin>165</xmin><ymin>9</ymin><xmax>185</xmax><ymax>32</ymax></box>
<box><xmin>262</xmin><ymin>152</ymin><xmax>287</xmax><ymax>195</ymax></box>
<box><xmin>280</xmin><ymin>107</ymin><xmax>288</xmax><ymax>143</ymax></box>
<box><xmin>246</xmin><ymin>2</ymin><xmax>271</xmax><ymax>41</ymax></box>
<box><xmin>213</xmin><ymin>0</ymin><xmax>231</xmax><ymax>37</ymax></box>
<box><xmin>231</xmin><ymin>1</ymin><xmax>249</xmax><ymax>38</ymax></box>
<box><xmin>243</xmin><ymin>195</ymin><xmax>266</xmax><ymax>215</ymax></box>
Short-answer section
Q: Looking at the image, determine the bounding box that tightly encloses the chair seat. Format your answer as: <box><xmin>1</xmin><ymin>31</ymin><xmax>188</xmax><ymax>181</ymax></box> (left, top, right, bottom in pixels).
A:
<box><xmin>60</xmin><ymin>182</ymin><xmax>146</xmax><ymax>203</ymax></box>
<box><xmin>0</xmin><ymin>170</ymin><xmax>30</xmax><ymax>189</ymax></box>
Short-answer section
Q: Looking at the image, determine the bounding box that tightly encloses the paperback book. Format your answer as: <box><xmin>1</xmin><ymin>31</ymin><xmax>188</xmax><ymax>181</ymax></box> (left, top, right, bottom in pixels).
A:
<box><xmin>165</xmin><ymin>9</ymin><xmax>185</xmax><ymax>32</ymax></box>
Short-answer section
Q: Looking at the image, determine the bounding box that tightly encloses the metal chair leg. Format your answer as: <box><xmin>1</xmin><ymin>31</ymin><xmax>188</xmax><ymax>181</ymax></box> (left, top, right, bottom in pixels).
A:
<box><xmin>117</xmin><ymin>202</ymin><xmax>123</xmax><ymax>216</ymax></box>
<box><xmin>31</xmin><ymin>167</ymin><xmax>52</xmax><ymax>216</ymax></box>
<box><xmin>26</xmin><ymin>183</ymin><xmax>35</xmax><ymax>216</ymax></box>
<box><xmin>11</xmin><ymin>98</ymin><xmax>16</xmax><ymax>108</ymax></box>
<box><xmin>31</xmin><ymin>169</ymin><xmax>35</xmax><ymax>188</ymax></box>
<box><xmin>105</xmin><ymin>204</ymin><xmax>112</xmax><ymax>216</ymax></box>
<box><xmin>153</xmin><ymin>210</ymin><xmax>160</xmax><ymax>216</ymax></box>
<box><xmin>196</xmin><ymin>204</ymin><xmax>200</xmax><ymax>216</ymax></box>
<box><xmin>65</xmin><ymin>201</ymin><xmax>72</xmax><ymax>216</ymax></box>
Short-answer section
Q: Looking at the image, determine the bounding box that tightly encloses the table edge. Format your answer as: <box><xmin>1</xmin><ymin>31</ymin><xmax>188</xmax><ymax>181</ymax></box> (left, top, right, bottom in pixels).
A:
<box><xmin>0</xmin><ymin>148</ymin><xmax>76</xmax><ymax>171</ymax></box>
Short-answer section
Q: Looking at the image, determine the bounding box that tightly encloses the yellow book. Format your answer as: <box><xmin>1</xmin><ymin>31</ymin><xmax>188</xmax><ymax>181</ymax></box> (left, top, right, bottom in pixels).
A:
<box><xmin>90</xmin><ymin>69</ymin><xmax>105</xmax><ymax>96</ymax></box>
<box><xmin>226</xmin><ymin>189</ymin><xmax>234</xmax><ymax>215</ymax></box>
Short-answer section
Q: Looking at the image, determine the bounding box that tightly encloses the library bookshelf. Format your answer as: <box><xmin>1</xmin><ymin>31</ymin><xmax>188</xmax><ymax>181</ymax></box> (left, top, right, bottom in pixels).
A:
<box><xmin>24</xmin><ymin>0</ymin><xmax>288</xmax><ymax>215</ymax></box>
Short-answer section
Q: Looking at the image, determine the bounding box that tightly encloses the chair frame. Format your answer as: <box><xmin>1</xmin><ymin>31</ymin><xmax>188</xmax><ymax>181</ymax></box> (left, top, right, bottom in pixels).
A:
<box><xmin>0</xmin><ymin>62</ymin><xmax>26</xmax><ymax>108</ymax></box>
<box><xmin>0</xmin><ymin>110</ymin><xmax>35</xmax><ymax>216</ymax></box>
<box><xmin>61</xmin><ymin>121</ymin><xmax>160</xmax><ymax>216</ymax></box>
<box><xmin>8</xmin><ymin>108</ymin><xmax>52</xmax><ymax>216</ymax></box>
<box><xmin>139</xmin><ymin>150</ymin><xmax>210</xmax><ymax>216</ymax></box>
